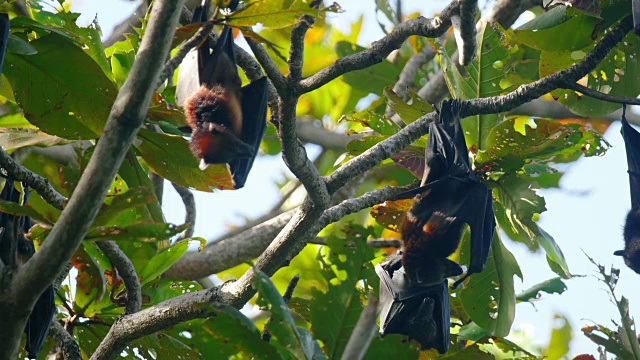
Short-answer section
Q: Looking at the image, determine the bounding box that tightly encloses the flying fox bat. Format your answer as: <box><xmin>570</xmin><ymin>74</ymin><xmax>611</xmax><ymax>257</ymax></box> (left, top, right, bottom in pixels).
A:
<box><xmin>615</xmin><ymin>105</ymin><xmax>640</xmax><ymax>274</ymax></box>
<box><xmin>0</xmin><ymin>13</ymin><xmax>9</xmax><ymax>79</ymax></box>
<box><xmin>376</xmin><ymin>254</ymin><xmax>450</xmax><ymax>354</ymax></box>
<box><xmin>0</xmin><ymin>178</ymin><xmax>55</xmax><ymax>359</ymax></box>
<box><xmin>397</xmin><ymin>99</ymin><xmax>495</xmax><ymax>288</ymax></box>
<box><xmin>176</xmin><ymin>1</ymin><xmax>268</xmax><ymax>189</ymax></box>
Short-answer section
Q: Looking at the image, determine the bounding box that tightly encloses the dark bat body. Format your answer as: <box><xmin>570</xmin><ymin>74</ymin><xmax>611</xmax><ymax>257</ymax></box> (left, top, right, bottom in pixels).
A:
<box><xmin>376</xmin><ymin>254</ymin><xmax>450</xmax><ymax>354</ymax></box>
<box><xmin>615</xmin><ymin>107</ymin><xmax>640</xmax><ymax>273</ymax></box>
<box><xmin>0</xmin><ymin>13</ymin><xmax>9</xmax><ymax>79</ymax></box>
<box><xmin>176</xmin><ymin>2</ymin><xmax>268</xmax><ymax>189</ymax></box>
<box><xmin>0</xmin><ymin>179</ymin><xmax>55</xmax><ymax>359</ymax></box>
<box><xmin>398</xmin><ymin>99</ymin><xmax>495</xmax><ymax>288</ymax></box>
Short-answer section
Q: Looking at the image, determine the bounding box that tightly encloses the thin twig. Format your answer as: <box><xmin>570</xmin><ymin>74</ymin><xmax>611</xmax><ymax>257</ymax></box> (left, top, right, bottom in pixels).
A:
<box><xmin>561</xmin><ymin>82</ymin><xmax>640</xmax><ymax>105</ymax></box>
<box><xmin>172</xmin><ymin>183</ymin><xmax>196</xmax><ymax>240</ymax></box>
<box><xmin>95</xmin><ymin>241</ymin><xmax>142</xmax><ymax>315</ymax></box>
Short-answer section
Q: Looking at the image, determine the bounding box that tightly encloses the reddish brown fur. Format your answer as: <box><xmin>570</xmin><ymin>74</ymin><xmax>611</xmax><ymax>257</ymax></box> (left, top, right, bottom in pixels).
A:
<box><xmin>184</xmin><ymin>84</ymin><xmax>244</xmax><ymax>164</ymax></box>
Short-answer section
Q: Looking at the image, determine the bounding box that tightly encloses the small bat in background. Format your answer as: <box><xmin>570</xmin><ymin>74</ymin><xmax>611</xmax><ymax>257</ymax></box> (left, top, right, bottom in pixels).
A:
<box><xmin>376</xmin><ymin>254</ymin><xmax>450</xmax><ymax>354</ymax></box>
<box><xmin>176</xmin><ymin>1</ymin><xmax>268</xmax><ymax>189</ymax></box>
<box><xmin>0</xmin><ymin>178</ymin><xmax>56</xmax><ymax>359</ymax></box>
<box><xmin>615</xmin><ymin>105</ymin><xmax>640</xmax><ymax>273</ymax></box>
<box><xmin>397</xmin><ymin>99</ymin><xmax>495</xmax><ymax>288</ymax></box>
<box><xmin>0</xmin><ymin>12</ymin><xmax>9</xmax><ymax>78</ymax></box>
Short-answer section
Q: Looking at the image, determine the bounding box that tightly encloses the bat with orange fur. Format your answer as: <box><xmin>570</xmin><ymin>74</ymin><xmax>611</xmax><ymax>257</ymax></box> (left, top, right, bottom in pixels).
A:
<box><xmin>176</xmin><ymin>1</ymin><xmax>268</xmax><ymax>189</ymax></box>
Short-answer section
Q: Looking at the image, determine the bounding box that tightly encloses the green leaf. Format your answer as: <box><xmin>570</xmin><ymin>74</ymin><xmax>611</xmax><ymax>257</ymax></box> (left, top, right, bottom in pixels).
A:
<box><xmin>0</xmin><ymin>128</ymin><xmax>71</xmax><ymax>150</ymax></box>
<box><xmin>136</xmin><ymin>128</ymin><xmax>234</xmax><ymax>192</ymax></box>
<box><xmin>71</xmin><ymin>243</ymin><xmax>107</xmax><ymax>315</ymax></box>
<box><xmin>440</xmin><ymin>23</ymin><xmax>518</xmax><ymax>149</ymax></box>
<box><xmin>0</xmin><ymin>200</ymin><xmax>53</xmax><ymax>225</ymax></box>
<box><xmin>555</xmin><ymin>31</ymin><xmax>640</xmax><ymax>117</ymax></box>
<box><xmin>6</xmin><ymin>33</ymin><xmax>37</xmax><ymax>55</ymax></box>
<box><xmin>458</xmin><ymin>234</ymin><xmax>522</xmax><ymax>337</ymax></box>
<box><xmin>476</xmin><ymin>117</ymin><xmax>583</xmax><ymax>171</ymax></box>
<box><xmin>226</xmin><ymin>0</ymin><xmax>321</xmax><ymax>29</ymax></box>
<box><xmin>253</xmin><ymin>269</ymin><xmax>316</xmax><ymax>360</ymax></box>
<box><xmin>129</xmin><ymin>332</ymin><xmax>200</xmax><ymax>359</ymax></box>
<box><xmin>543</xmin><ymin>314</ymin><xmax>573</xmax><ymax>360</ymax></box>
<box><xmin>118</xmin><ymin>151</ymin><xmax>164</xmax><ymax>223</ymax></box>
<box><xmin>383</xmin><ymin>87</ymin><xmax>433</xmax><ymax>125</ymax></box>
<box><xmin>310</xmin><ymin>225</ymin><xmax>377</xmax><ymax>359</ymax></box>
<box><xmin>516</xmin><ymin>277</ymin><xmax>568</xmax><ymax>303</ymax></box>
<box><xmin>337</xmin><ymin>42</ymin><xmax>402</xmax><ymax>96</ymax></box>
<box><xmin>364</xmin><ymin>335</ymin><xmax>420</xmax><ymax>360</ymax></box>
<box><xmin>85</xmin><ymin>222</ymin><xmax>187</xmax><ymax>243</ymax></box>
<box><xmin>92</xmin><ymin>187</ymin><xmax>158</xmax><ymax>227</ymax></box>
<box><xmin>493</xmin><ymin>174</ymin><xmax>570</xmax><ymax>277</ymax></box>
<box><xmin>515</xmin><ymin>6</ymin><xmax>600</xmax><ymax>51</ymax></box>
<box><xmin>138</xmin><ymin>239</ymin><xmax>190</xmax><ymax>286</ymax></box>
<box><xmin>4</xmin><ymin>33</ymin><xmax>117</xmax><ymax>139</ymax></box>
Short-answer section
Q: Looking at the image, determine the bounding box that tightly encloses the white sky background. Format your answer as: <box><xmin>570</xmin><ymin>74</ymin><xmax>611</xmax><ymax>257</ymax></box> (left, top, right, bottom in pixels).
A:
<box><xmin>67</xmin><ymin>0</ymin><xmax>640</xmax><ymax>357</ymax></box>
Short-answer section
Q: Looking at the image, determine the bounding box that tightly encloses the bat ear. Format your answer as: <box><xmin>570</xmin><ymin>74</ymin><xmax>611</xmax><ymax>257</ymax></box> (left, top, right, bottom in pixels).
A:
<box><xmin>614</xmin><ymin>250</ymin><xmax>625</xmax><ymax>256</ymax></box>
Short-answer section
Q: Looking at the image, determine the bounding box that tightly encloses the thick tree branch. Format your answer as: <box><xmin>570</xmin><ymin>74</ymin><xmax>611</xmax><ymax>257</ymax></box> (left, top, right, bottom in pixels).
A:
<box><xmin>0</xmin><ymin>0</ymin><xmax>184</xmax><ymax>358</ymax></box>
<box><xmin>90</xmin><ymin>288</ymin><xmax>226</xmax><ymax>360</ymax></box>
<box><xmin>245</xmin><ymin>38</ymin><xmax>287</xmax><ymax>94</ymax></box>
<box><xmin>299</xmin><ymin>2</ymin><xmax>460</xmax><ymax>93</ymax></box>
<box><xmin>164</xmin><ymin>210</ymin><xmax>295</xmax><ymax>280</ymax></box>
<box><xmin>96</xmin><ymin>241</ymin><xmax>142</xmax><ymax>315</ymax></box>
<box><xmin>452</xmin><ymin>0</ymin><xmax>477</xmax><ymax>66</ymax></box>
<box><xmin>0</xmin><ymin>148</ymin><xmax>66</xmax><ymax>210</ymax></box>
<box><xmin>49</xmin><ymin>320</ymin><xmax>81</xmax><ymax>360</ymax></box>
<box><xmin>288</xmin><ymin>16</ymin><xmax>313</xmax><ymax>83</ymax></box>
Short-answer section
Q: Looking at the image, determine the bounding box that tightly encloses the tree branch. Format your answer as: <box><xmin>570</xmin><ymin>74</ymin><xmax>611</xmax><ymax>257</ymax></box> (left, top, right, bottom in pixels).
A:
<box><xmin>95</xmin><ymin>241</ymin><xmax>142</xmax><ymax>315</ymax></box>
<box><xmin>0</xmin><ymin>148</ymin><xmax>66</xmax><ymax>210</ymax></box>
<box><xmin>164</xmin><ymin>210</ymin><xmax>295</xmax><ymax>280</ymax></box>
<box><xmin>48</xmin><ymin>320</ymin><xmax>81</xmax><ymax>360</ymax></box>
<box><xmin>340</xmin><ymin>294</ymin><xmax>379</xmax><ymax>360</ymax></box>
<box><xmin>172</xmin><ymin>183</ymin><xmax>196</xmax><ymax>240</ymax></box>
<box><xmin>0</xmin><ymin>0</ymin><xmax>184</xmax><ymax>358</ymax></box>
<box><xmin>561</xmin><ymin>82</ymin><xmax>640</xmax><ymax>105</ymax></box>
<box><xmin>299</xmin><ymin>2</ymin><xmax>460</xmax><ymax>94</ymax></box>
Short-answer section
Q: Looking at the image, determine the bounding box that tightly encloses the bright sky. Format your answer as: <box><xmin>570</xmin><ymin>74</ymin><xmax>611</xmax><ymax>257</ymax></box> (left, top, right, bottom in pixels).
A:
<box><xmin>67</xmin><ymin>0</ymin><xmax>640</xmax><ymax>357</ymax></box>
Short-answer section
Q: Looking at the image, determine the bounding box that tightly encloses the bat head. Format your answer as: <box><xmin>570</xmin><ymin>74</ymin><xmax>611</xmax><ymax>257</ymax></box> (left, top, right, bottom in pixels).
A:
<box><xmin>190</xmin><ymin>127</ymin><xmax>254</xmax><ymax>169</ymax></box>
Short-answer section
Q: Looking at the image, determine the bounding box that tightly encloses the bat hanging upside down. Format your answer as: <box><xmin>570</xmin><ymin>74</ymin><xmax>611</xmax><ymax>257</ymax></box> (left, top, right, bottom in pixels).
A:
<box><xmin>615</xmin><ymin>105</ymin><xmax>640</xmax><ymax>273</ymax></box>
<box><xmin>176</xmin><ymin>1</ymin><xmax>268</xmax><ymax>189</ymax></box>
<box><xmin>397</xmin><ymin>99</ymin><xmax>495</xmax><ymax>288</ymax></box>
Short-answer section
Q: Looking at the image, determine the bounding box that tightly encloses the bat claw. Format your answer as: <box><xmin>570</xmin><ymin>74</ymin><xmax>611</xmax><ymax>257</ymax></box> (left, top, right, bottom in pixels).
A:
<box><xmin>199</xmin><ymin>158</ymin><xmax>210</xmax><ymax>170</ymax></box>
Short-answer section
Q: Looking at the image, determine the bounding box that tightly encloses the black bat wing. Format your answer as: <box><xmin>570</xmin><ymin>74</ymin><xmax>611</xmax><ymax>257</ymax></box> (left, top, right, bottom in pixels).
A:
<box><xmin>0</xmin><ymin>13</ymin><xmax>8</xmax><ymax>79</ymax></box>
<box><xmin>198</xmin><ymin>26</ymin><xmax>241</xmax><ymax>90</ymax></box>
<box><xmin>230</xmin><ymin>77</ymin><xmax>268</xmax><ymax>189</ymax></box>
<box><xmin>621</xmin><ymin>115</ymin><xmax>640</xmax><ymax>209</ymax></box>
<box><xmin>25</xmin><ymin>285</ymin><xmax>55</xmax><ymax>359</ymax></box>
<box><xmin>376</xmin><ymin>257</ymin><xmax>450</xmax><ymax>354</ymax></box>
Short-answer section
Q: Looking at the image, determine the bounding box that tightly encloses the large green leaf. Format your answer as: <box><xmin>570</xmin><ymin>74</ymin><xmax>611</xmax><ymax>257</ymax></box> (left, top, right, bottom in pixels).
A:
<box><xmin>515</xmin><ymin>6</ymin><xmax>601</xmax><ymax>52</ymax></box>
<box><xmin>118</xmin><ymin>151</ymin><xmax>164</xmax><ymax>223</ymax></box>
<box><xmin>138</xmin><ymin>239</ymin><xmax>190</xmax><ymax>286</ymax></box>
<box><xmin>254</xmin><ymin>269</ymin><xmax>317</xmax><ymax>360</ymax></box>
<box><xmin>516</xmin><ymin>277</ymin><xmax>568</xmax><ymax>303</ymax></box>
<box><xmin>136</xmin><ymin>128</ymin><xmax>234</xmax><ymax>191</ymax></box>
<box><xmin>226</xmin><ymin>0</ymin><xmax>321</xmax><ymax>29</ymax></box>
<box><xmin>458</xmin><ymin>234</ymin><xmax>522</xmax><ymax>337</ymax></box>
<box><xmin>92</xmin><ymin>187</ymin><xmax>158</xmax><ymax>227</ymax></box>
<box><xmin>440</xmin><ymin>23</ymin><xmax>518</xmax><ymax>149</ymax></box>
<box><xmin>336</xmin><ymin>41</ymin><xmax>402</xmax><ymax>96</ymax></box>
<box><xmin>493</xmin><ymin>173</ymin><xmax>570</xmax><ymax>277</ymax></box>
<box><xmin>554</xmin><ymin>31</ymin><xmax>640</xmax><ymax>116</ymax></box>
<box><xmin>4</xmin><ymin>33</ymin><xmax>117</xmax><ymax>139</ymax></box>
<box><xmin>476</xmin><ymin>117</ymin><xmax>583</xmax><ymax>171</ymax></box>
<box><xmin>0</xmin><ymin>128</ymin><xmax>70</xmax><ymax>150</ymax></box>
<box><xmin>310</xmin><ymin>226</ymin><xmax>377</xmax><ymax>359</ymax></box>
<box><xmin>85</xmin><ymin>222</ymin><xmax>187</xmax><ymax>243</ymax></box>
